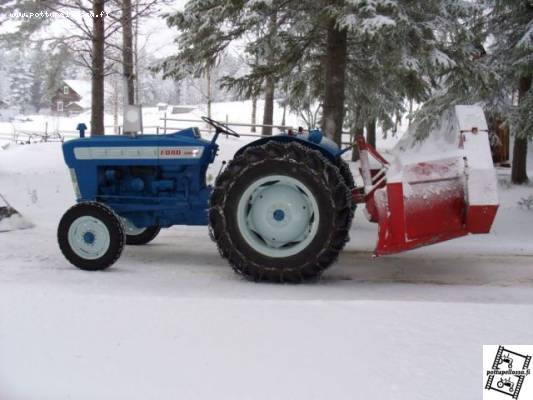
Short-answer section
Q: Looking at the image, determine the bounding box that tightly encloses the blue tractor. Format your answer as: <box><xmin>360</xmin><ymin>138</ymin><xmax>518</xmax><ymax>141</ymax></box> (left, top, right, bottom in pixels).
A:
<box><xmin>58</xmin><ymin>117</ymin><xmax>354</xmax><ymax>282</ymax></box>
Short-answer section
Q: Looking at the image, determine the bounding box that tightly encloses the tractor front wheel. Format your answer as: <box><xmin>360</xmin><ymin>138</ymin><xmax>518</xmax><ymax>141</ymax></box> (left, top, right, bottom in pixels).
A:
<box><xmin>121</xmin><ymin>218</ymin><xmax>161</xmax><ymax>245</ymax></box>
<box><xmin>58</xmin><ymin>202</ymin><xmax>125</xmax><ymax>271</ymax></box>
<box><xmin>209</xmin><ymin>141</ymin><xmax>352</xmax><ymax>283</ymax></box>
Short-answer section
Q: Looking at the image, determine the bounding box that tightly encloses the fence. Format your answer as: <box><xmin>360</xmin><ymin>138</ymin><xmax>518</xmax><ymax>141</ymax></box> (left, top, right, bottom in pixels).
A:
<box><xmin>0</xmin><ymin>122</ymin><xmax>72</xmax><ymax>144</ymax></box>
<box><xmin>160</xmin><ymin>114</ymin><xmax>294</xmax><ymax>137</ymax></box>
<box><xmin>0</xmin><ymin>115</ymin><xmax>354</xmax><ymax>147</ymax></box>
<box><xmin>159</xmin><ymin>114</ymin><xmax>353</xmax><ymax>145</ymax></box>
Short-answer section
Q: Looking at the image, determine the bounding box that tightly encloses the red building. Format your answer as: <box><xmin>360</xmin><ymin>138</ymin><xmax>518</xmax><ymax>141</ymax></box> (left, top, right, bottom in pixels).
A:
<box><xmin>51</xmin><ymin>80</ymin><xmax>91</xmax><ymax>115</ymax></box>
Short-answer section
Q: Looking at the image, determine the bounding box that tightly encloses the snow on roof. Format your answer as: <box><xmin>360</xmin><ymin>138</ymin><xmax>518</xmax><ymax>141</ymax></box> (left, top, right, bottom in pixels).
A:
<box><xmin>170</xmin><ymin>105</ymin><xmax>197</xmax><ymax>114</ymax></box>
<box><xmin>64</xmin><ymin>80</ymin><xmax>92</xmax><ymax>109</ymax></box>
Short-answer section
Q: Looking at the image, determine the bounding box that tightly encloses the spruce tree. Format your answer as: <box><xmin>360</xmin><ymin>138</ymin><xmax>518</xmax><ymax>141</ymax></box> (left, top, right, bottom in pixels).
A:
<box><xmin>487</xmin><ymin>0</ymin><xmax>533</xmax><ymax>184</ymax></box>
<box><xmin>29</xmin><ymin>44</ymin><xmax>47</xmax><ymax>113</ymax></box>
<box><xmin>9</xmin><ymin>58</ymin><xmax>33</xmax><ymax>114</ymax></box>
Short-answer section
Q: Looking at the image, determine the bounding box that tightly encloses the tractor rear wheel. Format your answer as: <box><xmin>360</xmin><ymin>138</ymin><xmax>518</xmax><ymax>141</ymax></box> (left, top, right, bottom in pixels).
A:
<box><xmin>209</xmin><ymin>141</ymin><xmax>352</xmax><ymax>283</ymax></box>
<box><xmin>337</xmin><ymin>158</ymin><xmax>357</xmax><ymax>212</ymax></box>
<box><xmin>58</xmin><ymin>202</ymin><xmax>125</xmax><ymax>271</ymax></box>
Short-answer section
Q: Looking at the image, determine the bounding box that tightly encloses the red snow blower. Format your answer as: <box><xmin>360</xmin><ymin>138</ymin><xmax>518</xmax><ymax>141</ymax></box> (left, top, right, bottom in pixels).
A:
<box><xmin>354</xmin><ymin>105</ymin><xmax>499</xmax><ymax>256</ymax></box>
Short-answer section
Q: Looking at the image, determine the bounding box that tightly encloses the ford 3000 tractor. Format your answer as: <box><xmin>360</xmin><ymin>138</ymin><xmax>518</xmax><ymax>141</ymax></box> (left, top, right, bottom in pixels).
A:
<box><xmin>58</xmin><ymin>107</ymin><xmax>499</xmax><ymax>283</ymax></box>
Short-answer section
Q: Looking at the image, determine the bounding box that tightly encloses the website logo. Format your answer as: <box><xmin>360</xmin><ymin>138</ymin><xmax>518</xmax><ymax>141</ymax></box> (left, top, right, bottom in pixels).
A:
<box><xmin>484</xmin><ymin>345</ymin><xmax>532</xmax><ymax>399</ymax></box>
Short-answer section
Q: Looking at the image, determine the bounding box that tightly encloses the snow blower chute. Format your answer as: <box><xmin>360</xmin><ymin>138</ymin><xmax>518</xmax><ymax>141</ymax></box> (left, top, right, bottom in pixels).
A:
<box><xmin>354</xmin><ymin>105</ymin><xmax>499</xmax><ymax>255</ymax></box>
<box><xmin>0</xmin><ymin>194</ymin><xmax>34</xmax><ymax>233</ymax></box>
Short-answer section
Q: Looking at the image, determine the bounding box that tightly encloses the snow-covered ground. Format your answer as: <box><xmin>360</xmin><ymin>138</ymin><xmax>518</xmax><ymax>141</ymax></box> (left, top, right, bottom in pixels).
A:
<box><xmin>1</xmin><ymin>132</ymin><xmax>532</xmax><ymax>399</ymax></box>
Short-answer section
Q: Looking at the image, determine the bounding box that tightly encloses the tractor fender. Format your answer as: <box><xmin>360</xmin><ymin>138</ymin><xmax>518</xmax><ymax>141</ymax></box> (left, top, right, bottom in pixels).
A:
<box><xmin>234</xmin><ymin>132</ymin><xmax>342</xmax><ymax>162</ymax></box>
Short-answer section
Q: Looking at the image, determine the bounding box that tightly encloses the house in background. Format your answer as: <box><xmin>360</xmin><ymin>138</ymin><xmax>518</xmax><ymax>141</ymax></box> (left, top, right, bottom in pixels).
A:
<box><xmin>51</xmin><ymin>80</ymin><xmax>91</xmax><ymax>115</ymax></box>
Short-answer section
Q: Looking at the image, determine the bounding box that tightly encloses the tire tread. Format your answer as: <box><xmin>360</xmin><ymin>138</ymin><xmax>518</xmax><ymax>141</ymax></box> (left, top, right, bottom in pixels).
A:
<box><xmin>209</xmin><ymin>142</ymin><xmax>353</xmax><ymax>283</ymax></box>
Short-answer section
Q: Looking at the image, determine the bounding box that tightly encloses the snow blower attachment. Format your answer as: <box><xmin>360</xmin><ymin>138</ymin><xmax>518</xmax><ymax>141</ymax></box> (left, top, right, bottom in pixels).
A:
<box><xmin>57</xmin><ymin>107</ymin><xmax>498</xmax><ymax>282</ymax></box>
<box><xmin>355</xmin><ymin>105</ymin><xmax>499</xmax><ymax>255</ymax></box>
<box><xmin>0</xmin><ymin>194</ymin><xmax>34</xmax><ymax>233</ymax></box>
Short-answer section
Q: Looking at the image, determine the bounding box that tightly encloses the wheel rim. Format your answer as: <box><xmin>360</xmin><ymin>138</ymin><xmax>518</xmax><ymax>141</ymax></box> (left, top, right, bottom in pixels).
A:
<box><xmin>120</xmin><ymin>217</ymin><xmax>146</xmax><ymax>236</ymax></box>
<box><xmin>67</xmin><ymin>216</ymin><xmax>111</xmax><ymax>260</ymax></box>
<box><xmin>237</xmin><ymin>175</ymin><xmax>320</xmax><ymax>258</ymax></box>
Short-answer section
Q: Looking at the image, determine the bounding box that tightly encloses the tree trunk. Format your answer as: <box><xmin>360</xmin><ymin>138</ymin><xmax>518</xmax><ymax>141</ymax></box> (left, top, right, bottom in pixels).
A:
<box><xmin>261</xmin><ymin>12</ymin><xmax>277</xmax><ymax>136</ymax></box>
<box><xmin>90</xmin><ymin>0</ymin><xmax>105</xmax><ymax>136</ymax></box>
<box><xmin>206</xmin><ymin>67</ymin><xmax>212</xmax><ymax>120</ymax></box>
<box><xmin>122</xmin><ymin>0</ymin><xmax>135</xmax><ymax>106</ymax></box>
<box><xmin>511</xmin><ymin>75</ymin><xmax>531</xmax><ymax>184</ymax></box>
<box><xmin>251</xmin><ymin>95</ymin><xmax>257</xmax><ymax>132</ymax></box>
<box><xmin>281</xmin><ymin>99</ymin><xmax>287</xmax><ymax>127</ymax></box>
<box><xmin>113</xmin><ymin>78</ymin><xmax>119</xmax><ymax>134</ymax></box>
<box><xmin>262</xmin><ymin>75</ymin><xmax>274</xmax><ymax>135</ymax></box>
<box><xmin>366</xmin><ymin>118</ymin><xmax>376</xmax><ymax>148</ymax></box>
<box><xmin>322</xmin><ymin>4</ymin><xmax>347</xmax><ymax>145</ymax></box>
<box><xmin>351</xmin><ymin>124</ymin><xmax>364</xmax><ymax>162</ymax></box>
<box><xmin>134</xmin><ymin>0</ymin><xmax>140</xmax><ymax>105</ymax></box>
<box><xmin>408</xmin><ymin>98</ymin><xmax>413</xmax><ymax>126</ymax></box>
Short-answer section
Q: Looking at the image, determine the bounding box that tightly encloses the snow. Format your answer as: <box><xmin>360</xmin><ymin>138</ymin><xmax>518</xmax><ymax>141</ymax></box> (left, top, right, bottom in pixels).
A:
<box><xmin>430</xmin><ymin>49</ymin><xmax>456</xmax><ymax>68</ymax></box>
<box><xmin>0</xmin><ymin>211</ymin><xmax>34</xmax><ymax>232</ymax></box>
<box><xmin>0</xmin><ymin>119</ymin><xmax>532</xmax><ymax>399</ymax></box>
<box><xmin>392</xmin><ymin>108</ymin><xmax>461</xmax><ymax>166</ymax></box>
<box><xmin>455</xmin><ymin>105</ymin><xmax>489</xmax><ymax>132</ymax></box>
<box><xmin>385</xmin><ymin>105</ymin><xmax>497</xmax><ymax>206</ymax></box>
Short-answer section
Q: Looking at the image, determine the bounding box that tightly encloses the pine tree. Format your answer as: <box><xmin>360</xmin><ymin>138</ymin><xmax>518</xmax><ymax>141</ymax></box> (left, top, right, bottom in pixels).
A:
<box><xmin>29</xmin><ymin>44</ymin><xmax>47</xmax><ymax>112</ymax></box>
<box><xmin>342</xmin><ymin>0</ymin><xmax>486</xmax><ymax>141</ymax></box>
<box><xmin>9</xmin><ymin>56</ymin><xmax>33</xmax><ymax>114</ymax></box>
<box><xmin>486</xmin><ymin>0</ymin><xmax>533</xmax><ymax>184</ymax></box>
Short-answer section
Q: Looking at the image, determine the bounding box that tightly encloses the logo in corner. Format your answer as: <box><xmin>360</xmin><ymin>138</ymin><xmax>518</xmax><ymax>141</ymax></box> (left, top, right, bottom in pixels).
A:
<box><xmin>485</xmin><ymin>345</ymin><xmax>532</xmax><ymax>399</ymax></box>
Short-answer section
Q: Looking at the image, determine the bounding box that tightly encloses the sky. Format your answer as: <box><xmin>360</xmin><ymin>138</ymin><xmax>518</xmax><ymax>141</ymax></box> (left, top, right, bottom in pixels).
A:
<box><xmin>0</xmin><ymin>0</ymin><xmax>188</xmax><ymax>59</ymax></box>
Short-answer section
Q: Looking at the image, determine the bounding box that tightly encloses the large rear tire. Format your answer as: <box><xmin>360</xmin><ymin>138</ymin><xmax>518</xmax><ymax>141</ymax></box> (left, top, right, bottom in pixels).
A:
<box><xmin>337</xmin><ymin>158</ymin><xmax>357</xmax><ymax>212</ymax></box>
<box><xmin>209</xmin><ymin>141</ymin><xmax>352</xmax><ymax>283</ymax></box>
<box><xmin>58</xmin><ymin>202</ymin><xmax>125</xmax><ymax>271</ymax></box>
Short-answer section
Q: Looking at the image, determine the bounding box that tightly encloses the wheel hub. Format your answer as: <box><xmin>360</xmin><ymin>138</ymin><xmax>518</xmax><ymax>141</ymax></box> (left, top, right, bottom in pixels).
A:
<box><xmin>83</xmin><ymin>231</ymin><xmax>95</xmax><ymax>244</ymax></box>
<box><xmin>237</xmin><ymin>175</ymin><xmax>320</xmax><ymax>257</ymax></box>
<box><xmin>67</xmin><ymin>216</ymin><xmax>111</xmax><ymax>260</ymax></box>
<box><xmin>273</xmin><ymin>209</ymin><xmax>285</xmax><ymax>221</ymax></box>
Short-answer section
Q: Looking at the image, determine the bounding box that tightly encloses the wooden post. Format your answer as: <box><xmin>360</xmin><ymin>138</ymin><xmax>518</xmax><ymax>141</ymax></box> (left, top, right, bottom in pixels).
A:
<box><xmin>251</xmin><ymin>95</ymin><xmax>257</xmax><ymax>133</ymax></box>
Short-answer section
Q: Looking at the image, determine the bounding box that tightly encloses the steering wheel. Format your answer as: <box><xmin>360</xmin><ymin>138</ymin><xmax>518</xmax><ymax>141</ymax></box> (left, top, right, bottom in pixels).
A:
<box><xmin>202</xmin><ymin>116</ymin><xmax>240</xmax><ymax>138</ymax></box>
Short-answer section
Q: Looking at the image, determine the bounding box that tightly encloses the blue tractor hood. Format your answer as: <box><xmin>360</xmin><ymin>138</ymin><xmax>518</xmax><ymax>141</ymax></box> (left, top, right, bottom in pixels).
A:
<box><xmin>62</xmin><ymin>128</ymin><xmax>217</xmax><ymax>168</ymax></box>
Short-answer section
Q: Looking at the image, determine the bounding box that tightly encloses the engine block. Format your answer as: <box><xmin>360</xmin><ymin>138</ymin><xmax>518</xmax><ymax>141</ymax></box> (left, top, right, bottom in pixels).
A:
<box><xmin>62</xmin><ymin>128</ymin><xmax>217</xmax><ymax>229</ymax></box>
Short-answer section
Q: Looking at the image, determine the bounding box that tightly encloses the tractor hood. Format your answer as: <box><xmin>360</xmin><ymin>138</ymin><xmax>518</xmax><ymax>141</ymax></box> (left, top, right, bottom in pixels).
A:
<box><xmin>62</xmin><ymin>128</ymin><xmax>217</xmax><ymax>169</ymax></box>
<box><xmin>234</xmin><ymin>129</ymin><xmax>342</xmax><ymax>161</ymax></box>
